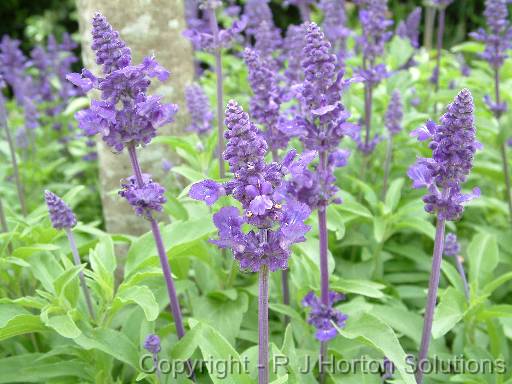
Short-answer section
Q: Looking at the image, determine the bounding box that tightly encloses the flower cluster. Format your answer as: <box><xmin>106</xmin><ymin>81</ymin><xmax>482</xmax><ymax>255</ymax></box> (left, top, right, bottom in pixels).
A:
<box><xmin>244</xmin><ymin>48</ymin><xmax>290</xmax><ymax>152</ymax></box>
<box><xmin>302</xmin><ymin>291</ymin><xmax>348</xmax><ymax>341</ymax></box>
<box><xmin>408</xmin><ymin>89</ymin><xmax>480</xmax><ymax>220</ymax></box>
<box><xmin>444</xmin><ymin>233</ymin><xmax>461</xmax><ymax>257</ymax></box>
<box><xmin>396</xmin><ymin>7</ymin><xmax>422</xmax><ymax>49</ymax></box>
<box><xmin>287</xmin><ymin>23</ymin><xmax>357</xmax><ymax>208</ymax></box>
<box><xmin>318</xmin><ymin>0</ymin><xmax>349</xmax><ymax>52</ymax></box>
<box><xmin>45</xmin><ymin>190</ymin><xmax>77</xmax><ymax>229</ymax></box>
<box><xmin>183</xmin><ymin>5</ymin><xmax>247</xmax><ymax>53</ymax></box>
<box><xmin>143</xmin><ymin>334</ymin><xmax>161</xmax><ymax>354</ymax></box>
<box><xmin>356</xmin><ymin>0</ymin><xmax>393</xmax><ymax>84</ymax></box>
<box><xmin>119</xmin><ymin>174</ymin><xmax>166</xmax><ymax>219</ymax></box>
<box><xmin>244</xmin><ymin>0</ymin><xmax>273</xmax><ymax>37</ymax></box>
<box><xmin>470</xmin><ymin>0</ymin><xmax>512</xmax><ymax>70</ymax></box>
<box><xmin>385</xmin><ymin>91</ymin><xmax>403</xmax><ymax>136</ymax></box>
<box><xmin>190</xmin><ymin>101</ymin><xmax>311</xmax><ymax>272</ymax></box>
<box><xmin>254</xmin><ymin>20</ymin><xmax>282</xmax><ymax>62</ymax></box>
<box><xmin>283</xmin><ymin>24</ymin><xmax>306</xmax><ymax>86</ymax></box>
<box><xmin>185</xmin><ymin>84</ymin><xmax>213</xmax><ymax>135</ymax></box>
<box><xmin>67</xmin><ymin>13</ymin><xmax>177</xmax><ymax>153</ymax></box>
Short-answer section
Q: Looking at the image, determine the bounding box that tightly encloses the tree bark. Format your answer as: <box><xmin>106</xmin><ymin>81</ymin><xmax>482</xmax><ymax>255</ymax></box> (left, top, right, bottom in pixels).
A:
<box><xmin>75</xmin><ymin>0</ymin><xmax>194</xmax><ymax>235</ymax></box>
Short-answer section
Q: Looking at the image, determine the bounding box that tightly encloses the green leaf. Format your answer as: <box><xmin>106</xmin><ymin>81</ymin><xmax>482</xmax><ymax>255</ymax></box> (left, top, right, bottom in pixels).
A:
<box><xmin>0</xmin><ymin>354</ymin><xmax>90</xmax><ymax>383</ymax></box>
<box><xmin>0</xmin><ymin>304</ymin><xmax>46</xmax><ymax>341</ymax></box>
<box><xmin>387</xmin><ymin>36</ymin><xmax>415</xmax><ymax>69</ymax></box>
<box><xmin>74</xmin><ymin>328</ymin><xmax>139</xmax><ymax>368</ymax></box>
<box><xmin>336</xmin><ymin>313</ymin><xmax>416</xmax><ymax>384</ymax></box>
<box><xmin>331</xmin><ymin>279</ymin><xmax>386</xmax><ymax>299</ymax></box>
<box><xmin>13</xmin><ymin>244</ymin><xmax>60</xmax><ymax>258</ymax></box>
<box><xmin>373</xmin><ymin>216</ymin><xmax>387</xmax><ymax>243</ymax></box>
<box><xmin>432</xmin><ymin>287</ymin><xmax>466</xmax><ymax>338</ymax></box>
<box><xmin>336</xmin><ymin>201</ymin><xmax>373</xmax><ymax>219</ymax></box>
<box><xmin>63</xmin><ymin>97</ymin><xmax>90</xmax><ymax>116</ymax></box>
<box><xmin>113</xmin><ymin>285</ymin><xmax>159</xmax><ymax>321</ymax></box>
<box><xmin>468</xmin><ymin>233</ymin><xmax>499</xmax><ymax>291</ymax></box>
<box><xmin>45</xmin><ymin>313</ymin><xmax>81</xmax><ymax>339</ymax></box>
<box><xmin>384</xmin><ymin>178</ymin><xmax>404</xmax><ymax>213</ymax></box>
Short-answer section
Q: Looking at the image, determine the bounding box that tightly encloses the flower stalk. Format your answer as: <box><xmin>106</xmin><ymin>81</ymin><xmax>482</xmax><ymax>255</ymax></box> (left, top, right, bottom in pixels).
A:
<box><xmin>65</xmin><ymin>228</ymin><xmax>96</xmax><ymax>320</ymax></box>
<box><xmin>207</xmin><ymin>7</ymin><xmax>226</xmax><ymax>179</ymax></box>
<box><xmin>258</xmin><ymin>263</ymin><xmax>270</xmax><ymax>384</ymax></box>
<box><xmin>416</xmin><ymin>216</ymin><xmax>446</xmax><ymax>384</ymax></box>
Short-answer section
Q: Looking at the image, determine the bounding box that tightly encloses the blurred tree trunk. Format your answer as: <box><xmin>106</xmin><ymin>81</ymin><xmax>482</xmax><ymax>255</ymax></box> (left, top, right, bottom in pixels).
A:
<box><xmin>75</xmin><ymin>0</ymin><xmax>194</xmax><ymax>236</ymax></box>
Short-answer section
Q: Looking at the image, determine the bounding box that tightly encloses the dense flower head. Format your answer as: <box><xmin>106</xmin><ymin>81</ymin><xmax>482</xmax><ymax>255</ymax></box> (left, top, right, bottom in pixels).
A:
<box><xmin>244</xmin><ymin>0</ymin><xmax>273</xmax><ymax>36</ymax></box>
<box><xmin>189</xmin><ymin>101</ymin><xmax>311</xmax><ymax>271</ymax></box>
<box><xmin>470</xmin><ymin>0</ymin><xmax>512</xmax><ymax>69</ymax></box>
<box><xmin>302</xmin><ymin>291</ymin><xmax>348</xmax><ymax>341</ymax></box>
<box><xmin>385</xmin><ymin>91</ymin><xmax>403</xmax><ymax>136</ymax></box>
<box><xmin>91</xmin><ymin>12</ymin><xmax>131</xmax><ymax>74</ymax></box>
<box><xmin>0</xmin><ymin>35</ymin><xmax>28</xmax><ymax>100</ymax></box>
<box><xmin>283</xmin><ymin>24</ymin><xmax>306</xmax><ymax>86</ymax></box>
<box><xmin>254</xmin><ymin>20</ymin><xmax>282</xmax><ymax>62</ymax></box>
<box><xmin>444</xmin><ymin>233</ymin><xmax>461</xmax><ymax>256</ymax></box>
<box><xmin>185</xmin><ymin>84</ymin><xmax>213</xmax><ymax>135</ymax></box>
<box><xmin>396</xmin><ymin>7</ymin><xmax>422</xmax><ymax>49</ymax></box>
<box><xmin>357</xmin><ymin>0</ymin><xmax>393</xmax><ymax>64</ymax></box>
<box><xmin>45</xmin><ymin>190</ymin><xmax>77</xmax><ymax>229</ymax></box>
<box><xmin>319</xmin><ymin>0</ymin><xmax>349</xmax><ymax>49</ymax></box>
<box><xmin>119</xmin><ymin>174</ymin><xmax>167</xmax><ymax>219</ymax></box>
<box><xmin>244</xmin><ymin>48</ymin><xmax>291</xmax><ymax>152</ymax></box>
<box><xmin>297</xmin><ymin>23</ymin><xmax>359</xmax><ymax>153</ymax></box>
<box><xmin>408</xmin><ymin>89</ymin><xmax>480</xmax><ymax>220</ymax></box>
<box><xmin>30</xmin><ymin>46</ymin><xmax>53</xmax><ymax>102</ymax></box>
<box><xmin>143</xmin><ymin>334</ymin><xmax>161</xmax><ymax>354</ymax></box>
<box><xmin>355</xmin><ymin>130</ymin><xmax>380</xmax><ymax>155</ymax></box>
<box><xmin>183</xmin><ymin>7</ymin><xmax>247</xmax><ymax>53</ymax></box>
<box><xmin>67</xmin><ymin>13</ymin><xmax>177</xmax><ymax>152</ymax></box>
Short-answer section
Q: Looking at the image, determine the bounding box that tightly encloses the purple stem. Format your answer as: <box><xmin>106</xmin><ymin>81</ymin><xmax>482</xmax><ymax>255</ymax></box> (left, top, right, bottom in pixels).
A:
<box><xmin>127</xmin><ymin>145</ymin><xmax>195</xmax><ymax>380</ymax></box>
<box><xmin>65</xmin><ymin>228</ymin><xmax>96</xmax><ymax>320</ymax></box>
<box><xmin>381</xmin><ymin>137</ymin><xmax>393</xmax><ymax>200</ymax></box>
<box><xmin>318</xmin><ymin>151</ymin><xmax>329</xmax><ymax>384</ymax></box>
<box><xmin>0</xmin><ymin>97</ymin><xmax>27</xmax><ymax>216</ymax></box>
<box><xmin>493</xmin><ymin>68</ymin><xmax>512</xmax><ymax>220</ymax></box>
<box><xmin>364</xmin><ymin>82</ymin><xmax>373</xmax><ymax>150</ymax></box>
<box><xmin>258</xmin><ymin>264</ymin><xmax>270</xmax><ymax>384</ymax></box>
<box><xmin>416</xmin><ymin>215</ymin><xmax>446</xmax><ymax>384</ymax></box>
<box><xmin>127</xmin><ymin>146</ymin><xmax>185</xmax><ymax>338</ymax></box>
<box><xmin>433</xmin><ymin>7</ymin><xmax>446</xmax><ymax>113</ymax></box>
<box><xmin>453</xmin><ymin>255</ymin><xmax>470</xmax><ymax>301</ymax></box>
<box><xmin>207</xmin><ymin>7</ymin><xmax>226</xmax><ymax>179</ymax></box>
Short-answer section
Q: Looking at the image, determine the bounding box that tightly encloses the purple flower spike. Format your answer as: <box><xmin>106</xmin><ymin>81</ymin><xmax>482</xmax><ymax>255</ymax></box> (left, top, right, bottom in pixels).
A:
<box><xmin>185</xmin><ymin>83</ymin><xmax>213</xmax><ymax>135</ymax></box>
<box><xmin>91</xmin><ymin>12</ymin><xmax>132</xmax><ymax>74</ymax></box>
<box><xmin>45</xmin><ymin>190</ymin><xmax>77</xmax><ymax>229</ymax></box>
<box><xmin>408</xmin><ymin>89</ymin><xmax>479</xmax><ymax>221</ymax></box>
<box><xmin>244</xmin><ymin>0</ymin><xmax>273</xmax><ymax>36</ymax></box>
<box><xmin>444</xmin><ymin>233</ymin><xmax>461</xmax><ymax>257</ymax></box>
<box><xmin>396</xmin><ymin>7</ymin><xmax>422</xmax><ymax>49</ymax></box>
<box><xmin>385</xmin><ymin>91</ymin><xmax>403</xmax><ymax>136</ymax></box>
<box><xmin>302</xmin><ymin>291</ymin><xmax>348</xmax><ymax>342</ymax></box>
<box><xmin>189</xmin><ymin>179</ymin><xmax>224</xmax><ymax>205</ymax></box>
<box><xmin>143</xmin><ymin>334</ymin><xmax>161</xmax><ymax>354</ymax></box>
<box><xmin>119</xmin><ymin>174</ymin><xmax>167</xmax><ymax>219</ymax></box>
<box><xmin>470</xmin><ymin>0</ymin><xmax>512</xmax><ymax>70</ymax></box>
<box><xmin>67</xmin><ymin>13</ymin><xmax>177</xmax><ymax>153</ymax></box>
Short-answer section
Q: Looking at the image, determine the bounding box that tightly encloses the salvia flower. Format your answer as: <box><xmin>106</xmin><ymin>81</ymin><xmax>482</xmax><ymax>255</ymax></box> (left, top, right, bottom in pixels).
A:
<box><xmin>244</xmin><ymin>48</ymin><xmax>290</xmax><ymax>152</ymax></box>
<box><xmin>396</xmin><ymin>7</ymin><xmax>422</xmax><ymax>49</ymax></box>
<box><xmin>119</xmin><ymin>174</ymin><xmax>167</xmax><ymax>219</ymax></box>
<box><xmin>385</xmin><ymin>91</ymin><xmax>403</xmax><ymax>136</ymax></box>
<box><xmin>357</xmin><ymin>0</ymin><xmax>393</xmax><ymax>64</ymax></box>
<box><xmin>189</xmin><ymin>101</ymin><xmax>311</xmax><ymax>272</ymax></box>
<box><xmin>318</xmin><ymin>0</ymin><xmax>349</xmax><ymax>53</ymax></box>
<box><xmin>244</xmin><ymin>0</ymin><xmax>273</xmax><ymax>37</ymax></box>
<box><xmin>183</xmin><ymin>8</ymin><xmax>247</xmax><ymax>53</ymax></box>
<box><xmin>254</xmin><ymin>20</ymin><xmax>282</xmax><ymax>62</ymax></box>
<box><xmin>302</xmin><ymin>291</ymin><xmax>348</xmax><ymax>341</ymax></box>
<box><xmin>470</xmin><ymin>0</ymin><xmax>512</xmax><ymax>70</ymax></box>
<box><xmin>444</xmin><ymin>233</ymin><xmax>461</xmax><ymax>256</ymax></box>
<box><xmin>185</xmin><ymin>83</ymin><xmax>213</xmax><ymax>135</ymax></box>
<box><xmin>283</xmin><ymin>24</ymin><xmax>306</xmax><ymax>86</ymax></box>
<box><xmin>143</xmin><ymin>334</ymin><xmax>161</xmax><ymax>354</ymax></box>
<box><xmin>45</xmin><ymin>190</ymin><xmax>77</xmax><ymax>229</ymax></box>
<box><xmin>408</xmin><ymin>89</ymin><xmax>480</xmax><ymax>221</ymax></box>
<box><xmin>67</xmin><ymin>13</ymin><xmax>177</xmax><ymax>153</ymax></box>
